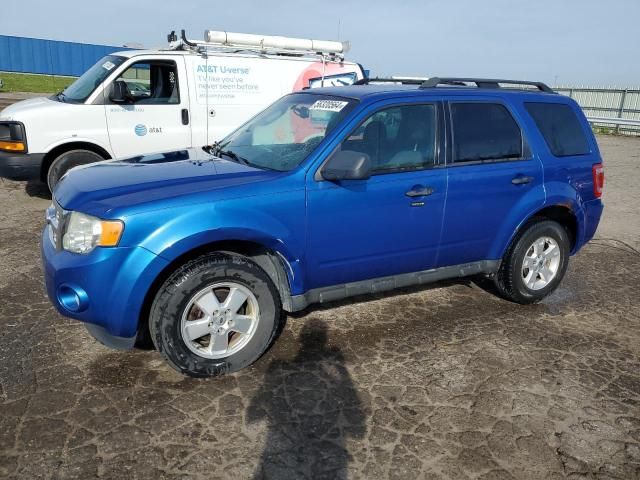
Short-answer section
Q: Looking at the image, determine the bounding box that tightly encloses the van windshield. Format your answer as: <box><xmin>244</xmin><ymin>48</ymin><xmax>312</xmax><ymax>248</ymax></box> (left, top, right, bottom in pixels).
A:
<box><xmin>216</xmin><ymin>93</ymin><xmax>356</xmax><ymax>171</ymax></box>
<box><xmin>59</xmin><ymin>55</ymin><xmax>126</xmax><ymax>103</ymax></box>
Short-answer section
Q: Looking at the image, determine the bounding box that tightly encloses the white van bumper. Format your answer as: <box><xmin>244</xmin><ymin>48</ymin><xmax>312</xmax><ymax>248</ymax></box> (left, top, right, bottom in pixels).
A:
<box><xmin>0</xmin><ymin>151</ymin><xmax>44</xmax><ymax>181</ymax></box>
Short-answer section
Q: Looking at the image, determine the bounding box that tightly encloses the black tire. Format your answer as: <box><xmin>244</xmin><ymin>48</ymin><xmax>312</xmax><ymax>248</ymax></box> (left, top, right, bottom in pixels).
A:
<box><xmin>149</xmin><ymin>252</ymin><xmax>283</xmax><ymax>378</ymax></box>
<box><xmin>46</xmin><ymin>149</ymin><xmax>105</xmax><ymax>191</ymax></box>
<box><xmin>494</xmin><ymin>220</ymin><xmax>570</xmax><ymax>304</ymax></box>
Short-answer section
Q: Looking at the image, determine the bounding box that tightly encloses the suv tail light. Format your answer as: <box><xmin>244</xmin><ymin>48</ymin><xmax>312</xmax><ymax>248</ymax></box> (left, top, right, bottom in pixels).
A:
<box><xmin>592</xmin><ymin>163</ymin><xmax>604</xmax><ymax>198</ymax></box>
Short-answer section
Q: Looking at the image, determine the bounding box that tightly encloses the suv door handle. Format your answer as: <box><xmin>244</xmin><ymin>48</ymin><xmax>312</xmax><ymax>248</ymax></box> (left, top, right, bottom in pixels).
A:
<box><xmin>511</xmin><ymin>175</ymin><xmax>534</xmax><ymax>185</ymax></box>
<box><xmin>181</xmin><ymin>108</ymin><xmax>189</xmax><ymax>125</ymax></box>
<box><xmin>405</xmin><ymin>186</ymin><xmax>434</xmax><ymax>197</ymax></box>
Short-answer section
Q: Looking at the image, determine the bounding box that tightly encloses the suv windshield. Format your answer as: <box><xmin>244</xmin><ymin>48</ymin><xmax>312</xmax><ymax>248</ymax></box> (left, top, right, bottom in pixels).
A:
<box><xmin>217</xmin><ymin>93</ymin><xmax>356</xmax><ymax>171</ymax></box>
<box><xmin>59</xmin><ymin>55</ymin><xmax>126</xmax><ymax>103</ymax></box>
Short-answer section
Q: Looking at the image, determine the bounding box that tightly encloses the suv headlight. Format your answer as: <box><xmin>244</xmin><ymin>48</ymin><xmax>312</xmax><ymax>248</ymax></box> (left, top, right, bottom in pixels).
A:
<box><xmin>0</xmin><ymin>121</ymin><xmax>27</xmax><ymax>153</ymax></box>
<box><xmin>62</xmin><ymin>211</ymin><xmax>124</xmax><ymax>254</ymax></box>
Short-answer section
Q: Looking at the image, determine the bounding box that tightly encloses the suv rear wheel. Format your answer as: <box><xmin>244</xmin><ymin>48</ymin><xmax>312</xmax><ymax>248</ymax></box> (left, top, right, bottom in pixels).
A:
<box><xmin>149</xmin><ymin>252</ymin><xmax>283</xmax><ymax>378</ymax></box>
<box><xmin>494</xmin><ymin>220</ymin><xmax>570</xmax><ymax>304</ymax></box>
<box><xmin>47</xmin><ymin>149</ymin><xmax>104</xmax><ymax>191</ymax></box>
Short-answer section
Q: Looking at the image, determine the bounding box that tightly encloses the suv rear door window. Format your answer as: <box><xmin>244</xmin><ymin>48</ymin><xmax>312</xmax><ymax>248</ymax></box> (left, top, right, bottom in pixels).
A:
<box><xmin>525</xmin><ymin>102</ymin><xmax>590</xmax><ymax>157</ymax></box>
<box><xmin>451</xmin><ymin>103</ymin><xmax>523</xmax><ymax>163</ymax></box>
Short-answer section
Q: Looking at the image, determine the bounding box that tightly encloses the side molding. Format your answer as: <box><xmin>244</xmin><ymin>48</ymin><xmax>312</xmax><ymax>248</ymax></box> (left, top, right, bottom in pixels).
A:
<box><xmin>289</xmin><ymin>260</ymin><xmax>500</xmax><ymax>312</ymax></box>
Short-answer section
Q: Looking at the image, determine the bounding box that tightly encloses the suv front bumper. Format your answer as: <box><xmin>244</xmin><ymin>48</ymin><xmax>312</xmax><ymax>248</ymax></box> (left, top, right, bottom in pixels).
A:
<box><xmin>0</xmin><ymin>150</ymin><xmax>44</xmax><ymax>180</ymax></box>
<box><xmin>41</xmin><ymin>226</ymin><xmax>170</xmax><ymax>348</ymax></box>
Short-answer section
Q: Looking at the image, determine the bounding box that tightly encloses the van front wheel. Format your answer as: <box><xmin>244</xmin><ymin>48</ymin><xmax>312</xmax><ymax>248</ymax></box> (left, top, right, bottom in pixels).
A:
<box><xmin>46</xmin><ymin>149</ymin><xmax>104</xmax><ymax>191</ymax></box>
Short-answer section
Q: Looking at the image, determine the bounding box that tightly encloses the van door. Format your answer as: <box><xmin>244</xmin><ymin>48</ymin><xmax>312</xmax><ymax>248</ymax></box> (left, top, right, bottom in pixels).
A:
<box><xmin>104</xmin><ymin>56</ymin><xmax>191</xmax><ymax>158</ymax></box>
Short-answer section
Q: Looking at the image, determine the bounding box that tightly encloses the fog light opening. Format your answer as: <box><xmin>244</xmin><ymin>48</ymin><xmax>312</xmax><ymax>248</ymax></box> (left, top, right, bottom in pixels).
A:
<box><xmin>57</xmin><ymin>284</ymin><xmax>89</xmax><ymax>312</ymax></box>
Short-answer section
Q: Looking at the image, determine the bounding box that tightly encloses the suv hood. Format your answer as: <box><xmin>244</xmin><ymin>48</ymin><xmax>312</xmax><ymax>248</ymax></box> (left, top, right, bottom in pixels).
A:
<box><xmin>54</xmin><ymin>148</ymin><xmax>284</xmax><ymax>217</ymax></box>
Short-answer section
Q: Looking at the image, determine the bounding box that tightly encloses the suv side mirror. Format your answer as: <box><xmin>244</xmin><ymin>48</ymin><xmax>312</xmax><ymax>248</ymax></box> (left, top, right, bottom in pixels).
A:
<box><xmin>322</xmin><ymin>150</ymin><xmax>371</xmax><ymax>181</ymax></box>
<box><xmin>110</xmin><ymin>80</ymin><xmax>131</xmax><ymax>103</ymax></box>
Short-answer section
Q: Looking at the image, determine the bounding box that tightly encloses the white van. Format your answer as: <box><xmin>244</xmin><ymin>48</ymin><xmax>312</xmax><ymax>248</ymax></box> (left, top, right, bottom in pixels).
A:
<box><xmin>0</xmin><ymin>30</ymin><xmax>365</xmax><ymax>189</ymax></box>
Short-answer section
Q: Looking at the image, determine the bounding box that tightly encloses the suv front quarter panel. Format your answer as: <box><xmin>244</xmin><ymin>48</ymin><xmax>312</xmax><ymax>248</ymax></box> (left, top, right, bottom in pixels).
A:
<box><xmin>120</xmin><ymin>185</ymin><xmax>308</xmax><ymax>294</ymax></box>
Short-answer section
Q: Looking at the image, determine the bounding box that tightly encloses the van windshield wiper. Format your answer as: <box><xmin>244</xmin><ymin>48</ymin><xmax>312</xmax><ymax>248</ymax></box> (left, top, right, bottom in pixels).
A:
<box><xmin>55</xmin><ymin>91</ymin><xmax>67</xmax><ymax>103</ymax></box>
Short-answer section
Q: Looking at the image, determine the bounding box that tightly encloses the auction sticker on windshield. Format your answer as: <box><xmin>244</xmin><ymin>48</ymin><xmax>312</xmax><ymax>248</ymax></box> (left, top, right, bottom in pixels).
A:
<box><xmin>102</xmin><ymin>61</ymin><xmax>116</xmax><ymax>70</ymax></box>
<box><xmin>309</xmin><ymin>100</ymin><xmax>349</xmax><ymax>112</ymax></box>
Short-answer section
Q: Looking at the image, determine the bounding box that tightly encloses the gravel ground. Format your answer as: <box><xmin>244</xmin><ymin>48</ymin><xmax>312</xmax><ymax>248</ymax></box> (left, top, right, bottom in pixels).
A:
<box><xmin>0</xmin><ymin>135</ymin><xmax>639</xmax><ymax>480</ymax></box>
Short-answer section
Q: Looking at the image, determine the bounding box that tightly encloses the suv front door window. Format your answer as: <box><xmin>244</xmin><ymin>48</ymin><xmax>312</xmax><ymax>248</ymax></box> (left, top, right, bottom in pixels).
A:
<box><xmin>341</xmin><ymin>104</ymin><xmax>438</xmax><ymax>174</ymax></box>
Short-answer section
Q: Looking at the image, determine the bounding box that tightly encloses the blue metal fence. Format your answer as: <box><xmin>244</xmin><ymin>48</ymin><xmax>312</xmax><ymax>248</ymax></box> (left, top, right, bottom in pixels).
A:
<box><xmin>0</xmin><ymin>35</ymin><xmax>131</xmax><ymax>77</ymax></box>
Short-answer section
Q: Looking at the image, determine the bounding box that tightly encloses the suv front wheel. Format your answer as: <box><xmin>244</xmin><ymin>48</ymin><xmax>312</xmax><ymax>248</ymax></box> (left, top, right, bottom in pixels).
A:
<box><xmin>494</xmin><ymin>220</ymin><xmax>570</xmax><ymax>304</ymax></box>
<box><xmin>149</xmin><ymin>252</ymin><xmax>283</xmax><ymax>377</ymax></box>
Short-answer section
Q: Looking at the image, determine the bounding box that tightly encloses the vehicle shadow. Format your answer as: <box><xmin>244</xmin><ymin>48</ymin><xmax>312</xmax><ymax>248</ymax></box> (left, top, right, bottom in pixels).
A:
<box><xmin>25</xmin><ymin>180</ymin><xmax>51</xmax><ymax>199</ymax></box>
<box><xmin>247</xmin><ymin>319</ymin><xmax>366</xmax><ymax>480</ymax></box>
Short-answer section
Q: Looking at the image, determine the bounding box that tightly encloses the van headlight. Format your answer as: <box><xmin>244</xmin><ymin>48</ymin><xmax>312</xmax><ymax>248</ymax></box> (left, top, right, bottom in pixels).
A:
<box><xmin>62</xmin><ymin>211</ymin><xmax>124</xmax><ymax>254</ymax></box>
<box><xmin>0</xmin><ymin>121</ymin><xmax>27</xmax><ymax>153</ymax></box>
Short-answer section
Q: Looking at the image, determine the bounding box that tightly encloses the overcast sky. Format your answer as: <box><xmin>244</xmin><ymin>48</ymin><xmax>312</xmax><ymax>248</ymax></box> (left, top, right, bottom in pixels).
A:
<box><xmin>3</xmin><ymin>0</ymin><xmax>640</xmax><ymax>86</ymax></box>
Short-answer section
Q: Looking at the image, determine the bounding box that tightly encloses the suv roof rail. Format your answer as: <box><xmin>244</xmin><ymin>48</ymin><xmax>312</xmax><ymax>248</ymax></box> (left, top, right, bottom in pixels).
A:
<box><xmin>354</xmin><ymin>77</ymin><xmax>426</xmax><ymax>85</ymax></box>
<box><xmin>420</xmin><ymin>77</ymin><xmax>555</xmax><ymax>93</ymax></box>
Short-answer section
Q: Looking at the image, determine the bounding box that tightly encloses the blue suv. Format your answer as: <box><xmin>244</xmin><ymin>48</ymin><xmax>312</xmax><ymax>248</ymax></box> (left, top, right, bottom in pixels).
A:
<box><xmin>42</xmin><ymin>77</ymin><xmax>604</xmax><ymax>377</ymax></box>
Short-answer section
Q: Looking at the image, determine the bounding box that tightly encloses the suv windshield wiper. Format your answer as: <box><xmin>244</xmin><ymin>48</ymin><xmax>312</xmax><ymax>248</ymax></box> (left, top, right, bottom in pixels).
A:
<box><xmin>205</xmin><ymin>143</ymin><xmax>253</xmax><ymax>166</ymax></box>
<box><xmin>220</xmin><ymin>149</ymin><xmax>251</xmax><ymax>166</ymax></box>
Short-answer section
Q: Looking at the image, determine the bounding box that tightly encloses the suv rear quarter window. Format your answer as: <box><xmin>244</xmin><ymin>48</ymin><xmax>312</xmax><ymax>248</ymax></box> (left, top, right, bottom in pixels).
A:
<box><xmin>525</xmin><ymin>102</ymin><xmax>590</xmax><ymax>157</ymax></box>
<box><xmin>450</xmin><ymin>103</ymin><xmax>523</xmax><ymax>163</ymax></box>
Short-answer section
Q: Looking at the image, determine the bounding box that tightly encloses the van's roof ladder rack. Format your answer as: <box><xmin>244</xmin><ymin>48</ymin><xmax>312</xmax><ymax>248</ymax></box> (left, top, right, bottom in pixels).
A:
<box><xmin>420</xmin><ymin>77</ymin><xmax>555</xmax><ymax>93</ymax></box>
<box><xmin>171</xmin><ymin>29</ymin><xmax>348</xmax><ymax>60</ymax></box>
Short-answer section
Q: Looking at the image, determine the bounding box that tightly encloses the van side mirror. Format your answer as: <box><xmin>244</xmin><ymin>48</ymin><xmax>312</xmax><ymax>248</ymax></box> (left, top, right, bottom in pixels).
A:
<box><xmin>322</xmin><ymin>150</ymin><xmax>371</xmax><ymax>181</ymax></box>
<box><xmin>110</xmin><ymin>80</ymin><xmax>131</xmax><ymax>103</ymax></box>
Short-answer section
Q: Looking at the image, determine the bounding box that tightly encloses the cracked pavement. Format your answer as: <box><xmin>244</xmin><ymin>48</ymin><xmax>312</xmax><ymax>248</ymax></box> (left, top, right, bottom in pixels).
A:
<box><xmin>1</xmin><ymin>135</ymin><xmax>639</xmax><ymax>479</ymax></box>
